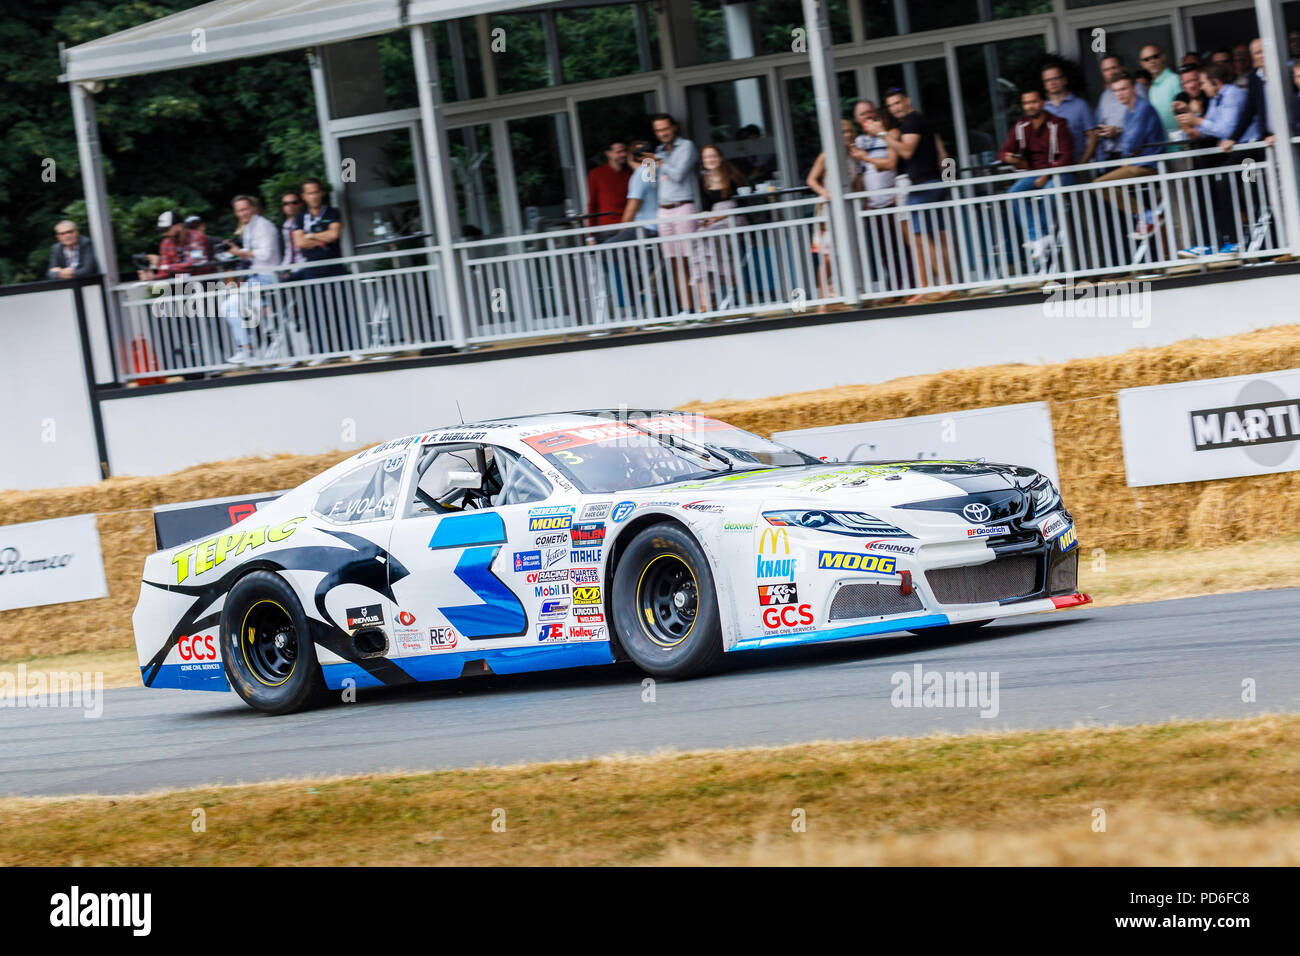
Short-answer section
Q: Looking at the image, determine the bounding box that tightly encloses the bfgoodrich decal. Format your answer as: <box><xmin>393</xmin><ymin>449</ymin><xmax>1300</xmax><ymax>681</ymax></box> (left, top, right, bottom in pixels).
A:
<box><xmin>1118</xmin><ymin>370</ymin><xmax>1300</xmax><ymax>486</ymax></box>
<box><xmin>0</xmin><ymin>515</ymin><xmax>108</xmax><ymax>612</ymax></box>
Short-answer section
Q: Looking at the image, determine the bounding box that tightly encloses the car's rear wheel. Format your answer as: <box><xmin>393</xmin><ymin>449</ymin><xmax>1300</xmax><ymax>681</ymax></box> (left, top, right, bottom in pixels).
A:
<box><xmin>220</xmin><ymin>570</ymin><xmax>325</xmax><ymax>714</ymax></box>
<box><xmin>612</xmin><ymin>522</ymin><xmax>724</xmax><ymax>678</ymax></box>
<box><xmin>908</xmin><ymin>619</ymin><xmax>993</xmax><ymax>639</ymax></box>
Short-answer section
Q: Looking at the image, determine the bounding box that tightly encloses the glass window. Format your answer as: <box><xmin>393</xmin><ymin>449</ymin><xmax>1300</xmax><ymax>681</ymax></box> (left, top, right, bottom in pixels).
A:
<box><xmin>875</xmin><ymin>58</ymin><xmax>956</xmax><ymax>158</ymax></box>
<box><xmin>679</xmin><ymin>0</ymin><xmax>849</xmax><ymax>65</ymax></box>
<box><xmin>754</xmin><ymin>0</ymin><xmax>852</xmax><ymax>55</ymax></box>
<box><xmin>577</xmin><ymin>90</ymin><xmax>658</xmax><ymax>172</ymax></box>
<box><xmin>315</xmin><ymin>458</ymin><xmax>404</xmax><ymax>524</ymax></box>
<box><xmin>786</xmin><ymin>71</ymin><xmax>859</xmax><ymax>182</ymax></box>
<box><xmin>509</xmin><ymin>112</ymin><xmax>580</xmax><ymax>230</ymax></box>
<box><xmin>956</xmin><ymin>34</ymin><xmax>1048</xmax><ymax>167</ymax></box>
<box><xmin>435</xmin><ymin>18</ymin><xmax>485</xmax><ymax>102</ymax></box>
<box><xmin>1074</xmin><ymin>22</ymin><xmax>1175</xmax><ymax>103</ymax></box>
<box><xmin>557</xmin><ymin>4</ymin><xmax>660</xmax><ymax>83</ymax></box>
<box><xmin>863</xmin><ymin>0</ymin><xmax>1050</xmax><ymax>36</ymax></box>
<box><xmin>496</xmin><ymin>448</ymin><xmax>553</xmax><ymax>505</ymax></box>
<box><xmin>410</xmin><ymin>445</ymin><xmax>493</xmax><ymax>513</ymax></box>
<box><xmin>322</xmin><ymin>34</ymin><xmax>417</xmax><ymax>119</ymax></box>
<box><xmin>336</xmin><ymin>128</ymin><xmax>424</xmax><ymax>252</ymax></box>
<box><xmin>685</xmin><ymin>76</ymin><xmax>779</xmax><ymax>185</ymax></box>
<box><xmin>491</xmin><ymin>13</ymin><xmax>553</xmax><ymax>94</ymax></box>
<box><xmin>448</xmin><ymin>124</ymin><xmax>502</xmax><ymax>240</ymax></box>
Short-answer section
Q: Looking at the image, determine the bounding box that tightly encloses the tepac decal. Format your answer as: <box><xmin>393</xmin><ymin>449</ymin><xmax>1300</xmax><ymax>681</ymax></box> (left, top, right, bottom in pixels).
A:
<box><xmin>171</xmin><ymin>516</ymin><xmax>306</xmax><ymax>584</ymax></box>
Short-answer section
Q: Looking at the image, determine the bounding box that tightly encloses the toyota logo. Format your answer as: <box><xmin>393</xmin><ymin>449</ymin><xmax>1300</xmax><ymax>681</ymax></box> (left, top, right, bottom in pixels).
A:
<box><xmin>962</xmin><ymin>502</ymin><xmax>991</xmax><ymax>522</ymax></box>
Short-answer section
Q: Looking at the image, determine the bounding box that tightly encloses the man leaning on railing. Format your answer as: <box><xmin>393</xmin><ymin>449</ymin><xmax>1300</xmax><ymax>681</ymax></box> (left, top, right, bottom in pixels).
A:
<box><xmin>1175</xmin><ymin>62</ymin><xmax>1261</xmax><ymax>257</ymax></box>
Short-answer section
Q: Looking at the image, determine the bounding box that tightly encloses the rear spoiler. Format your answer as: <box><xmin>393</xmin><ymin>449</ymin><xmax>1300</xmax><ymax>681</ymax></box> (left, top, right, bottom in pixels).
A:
<box><xmin>153</xmin><ymin>492</ymin><xmax>287</xmax><ymax>550</ymax></box>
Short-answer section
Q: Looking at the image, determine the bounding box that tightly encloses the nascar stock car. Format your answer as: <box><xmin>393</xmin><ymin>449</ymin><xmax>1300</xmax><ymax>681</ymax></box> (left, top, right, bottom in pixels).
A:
<box><xmin>133</xmin><ymin>409</ymin><xmax>1089</xmax><ymax>713</ymax></box>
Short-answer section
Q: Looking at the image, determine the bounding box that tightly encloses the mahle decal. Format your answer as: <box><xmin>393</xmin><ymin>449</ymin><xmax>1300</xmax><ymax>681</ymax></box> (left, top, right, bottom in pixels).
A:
<box><xmin>171</xmin><ymin>517</ymin><xmax>306</xmax><ymax>584</ymax></box>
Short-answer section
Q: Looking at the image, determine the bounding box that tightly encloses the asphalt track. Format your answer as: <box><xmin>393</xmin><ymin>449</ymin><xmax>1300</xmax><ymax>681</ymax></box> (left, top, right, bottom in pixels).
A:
<box><xmin>2</xmin><ymin>589</ymin><xmax>1297</xmax><ymax>797</ymax></box>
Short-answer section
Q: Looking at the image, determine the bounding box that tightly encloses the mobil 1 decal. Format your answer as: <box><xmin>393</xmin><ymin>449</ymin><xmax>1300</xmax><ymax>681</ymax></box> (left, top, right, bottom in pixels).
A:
<box><xmin>428</xmin><ymin>511</ymin><xmax>527</xmax><ymax>639</ymax></box>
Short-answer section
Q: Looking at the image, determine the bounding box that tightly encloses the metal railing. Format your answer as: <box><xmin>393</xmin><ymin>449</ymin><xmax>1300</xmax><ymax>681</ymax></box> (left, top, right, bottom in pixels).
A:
<box><xmin>850</xmin><ymin>141</ymin><xmax>1286</xmax><ymax>300</ymax></box>
<box><xmin>111</xmin><ymin>247</ymin><xmax>453</xmax><ymax>380</ymax></box>
<box><xmin>106</xmin><ymin>141</ymin><xmax>1292</xmax><ymax>383</ymax></box>
<box><xmin>457</xmin><ymin>193</ymin><xmax>836</xmax><ymax>341</ymax></box>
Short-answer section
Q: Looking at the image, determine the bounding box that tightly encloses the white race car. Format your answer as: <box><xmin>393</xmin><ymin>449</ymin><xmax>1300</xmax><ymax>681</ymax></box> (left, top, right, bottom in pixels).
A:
<box><xmin>133</xmin><ymin>409</ymin><xmax>1089</xmax><ymax>713</ymax></box>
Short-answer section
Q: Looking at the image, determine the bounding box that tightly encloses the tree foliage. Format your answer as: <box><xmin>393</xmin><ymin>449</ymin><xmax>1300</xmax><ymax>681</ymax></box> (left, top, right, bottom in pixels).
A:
<box><xmin>1</xmin><ymin>1</ymin><xmax>322</xmax><ymax>284</ymax></box>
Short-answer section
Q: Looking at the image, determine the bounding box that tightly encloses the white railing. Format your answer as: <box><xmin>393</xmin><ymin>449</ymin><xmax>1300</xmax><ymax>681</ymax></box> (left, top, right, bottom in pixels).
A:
<box><xmin>106</xmin><ymin>142</ymin><xmax>1293</xmax><ymax>383</ymax></box>
<box><xmin>111</xmin><ymin>246</ymin><xmax>453</xmax><ymax>380</ymax></box>
<box><xmin>850</xmin><ymin>141</ymin><xmax>1285</xmax><ymax>300</ymax></box>
<box><xmin>456</xmin><ymin>192</ymin><xmax>837</xmax><ymax>341</ymax></box>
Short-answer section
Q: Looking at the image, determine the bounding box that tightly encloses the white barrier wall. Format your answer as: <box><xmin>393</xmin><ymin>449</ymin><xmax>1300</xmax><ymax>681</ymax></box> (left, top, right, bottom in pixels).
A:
<box><xmin>0</xmin><ymin>285</ymin><xmax>103</xmax><ymax>490</ymax></box>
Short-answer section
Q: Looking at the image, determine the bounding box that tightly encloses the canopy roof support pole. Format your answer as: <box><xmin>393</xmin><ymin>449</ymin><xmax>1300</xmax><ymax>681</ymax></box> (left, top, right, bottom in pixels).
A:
<box><xmin>1255</xmin><ymin>0</ymin><xmax>1300</xmax><ymax>252</ymax></box>
<box><xmin>69</xmin><ymin>82</ymin><xmax>119</xmax><ymax>289</ymax></box>
<box><xmin>802</xmin><ymin>0</ymin><xmax>860</xmax><ymax>305</ymax></box>
<box><xmin>307</xmin><ymin>49</ymin><xmax>352</xmax><ymax>258</ymax></box>
<box><xmin>411</xmin><ymin>23</ymin><xmax>468</xmax><ymax>349</ymax></box>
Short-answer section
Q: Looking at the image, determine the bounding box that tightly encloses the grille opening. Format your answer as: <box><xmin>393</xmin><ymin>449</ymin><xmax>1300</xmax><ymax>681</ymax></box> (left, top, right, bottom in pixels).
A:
<box><xmin>1049</xmin><ymin>550</ymin><xmax>1079</xmax><ymax>595</ymax></box>
<box><xmin>828</xmin><ymin>583</ymin><xmax>924</xmax><ymax>621</ymax></box>
<box><xmin>926</xmin><ymin>554</ymin><xmax>1040</xmax><ymax>605</ymax></box>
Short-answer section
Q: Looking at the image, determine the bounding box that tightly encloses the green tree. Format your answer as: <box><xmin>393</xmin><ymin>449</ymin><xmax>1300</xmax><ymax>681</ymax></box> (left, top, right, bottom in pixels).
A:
<box><xmin>0</xmin><ymin>1</ymin><xmax>323</xmax><ymax>284</ymax></box>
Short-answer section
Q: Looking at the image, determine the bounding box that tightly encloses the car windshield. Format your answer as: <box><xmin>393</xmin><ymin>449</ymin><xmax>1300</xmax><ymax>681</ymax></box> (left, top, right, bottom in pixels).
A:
<box><xmin>520</xmin><ymin>415</ymin><xmax>817</xmax><ymax>493</ymax></box>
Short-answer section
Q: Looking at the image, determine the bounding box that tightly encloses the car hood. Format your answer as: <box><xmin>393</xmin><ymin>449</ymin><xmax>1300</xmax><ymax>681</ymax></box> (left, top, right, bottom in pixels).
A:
<box><xmin>661</xmin><ymin>460</ymin><xmax>1040</xmax><ymax>508</ymax></box>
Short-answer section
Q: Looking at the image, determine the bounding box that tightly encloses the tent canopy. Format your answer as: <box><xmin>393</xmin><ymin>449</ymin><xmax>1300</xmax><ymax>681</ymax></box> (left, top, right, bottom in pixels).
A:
<box><xmin>62</xmin><ymin>0</ymin><xmax>558</xmax><ymax>82</ymax></box>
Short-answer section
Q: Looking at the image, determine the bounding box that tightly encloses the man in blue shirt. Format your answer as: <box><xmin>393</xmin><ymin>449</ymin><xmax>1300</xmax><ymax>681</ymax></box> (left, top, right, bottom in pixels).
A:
<box><xmin>609</xmin><ymin>141</ymin><xmax>660</xmax><ymax>242</ymax></box>
<box><xmin>1176</xmin><ymin>62</ymin><xmax>1258</xmax><ymax>256</ymax></box>
<box><xmin>1042</xmin><ymin>63</ymin><xmax>1096</xmax><ymax>173</ymax></box>
<box><xmin>1092</xmin><ymin>73</ymin><xmax>1165</xmax><ymax>236</ymax></box>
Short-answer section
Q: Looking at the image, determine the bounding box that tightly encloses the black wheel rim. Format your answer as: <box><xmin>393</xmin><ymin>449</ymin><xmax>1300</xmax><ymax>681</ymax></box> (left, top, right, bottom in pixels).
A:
<box><xmin>240</xmin><ymin>599</ymin><xmax>298</xmax><ymax>686</ymax></box>
<box><xmin>637</xmin><ymin>554</ymin><xmax>699</xmax><ymax>648</ymax></box>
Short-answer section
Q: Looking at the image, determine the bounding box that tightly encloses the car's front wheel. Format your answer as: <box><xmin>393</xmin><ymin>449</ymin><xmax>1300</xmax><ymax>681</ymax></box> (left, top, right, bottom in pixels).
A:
<box><xmin>220</xmin><ymin>570</ymin><xmax>326</xmax><ymax>714</ymax></box>
<box><xmin>612</xmin><ymin>522</ymin><xmax>725</xmax><ymax>678</ymax></box>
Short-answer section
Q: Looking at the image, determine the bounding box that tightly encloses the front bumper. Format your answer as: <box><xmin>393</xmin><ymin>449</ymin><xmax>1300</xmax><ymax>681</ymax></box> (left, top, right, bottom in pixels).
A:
<box><xmin>730</xmin><ymin>591</ymin><xmax>1091</xmax><ymax>651</ymax></box>
<box><xmin>732</xmin><ymin>514</ymin><xmax>1087</xmax><ymax>652</ymax></box>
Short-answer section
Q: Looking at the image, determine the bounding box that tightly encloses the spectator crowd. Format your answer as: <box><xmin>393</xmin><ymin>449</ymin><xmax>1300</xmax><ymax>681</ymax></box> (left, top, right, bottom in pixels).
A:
<box><xmin>41</xmin><ymin>32</ymin><xmax>1300</xmax><ymax>368</ymax></box>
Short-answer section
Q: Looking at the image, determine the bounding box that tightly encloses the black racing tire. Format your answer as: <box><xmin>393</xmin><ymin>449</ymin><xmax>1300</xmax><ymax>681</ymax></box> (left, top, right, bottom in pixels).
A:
<box><xmin>220</xmin><ymin>570</ymin><xmax>326</xmax><ymax>714</ymax></box>
<box><xmin>612</xmin><ymin>522</ymin><xmax>725</xmax><ymax>678</ymax></box>
<box><xmin>907</xmin><ymin>619</ymin><xmax>994</xmax><ymax>639</ymax></box>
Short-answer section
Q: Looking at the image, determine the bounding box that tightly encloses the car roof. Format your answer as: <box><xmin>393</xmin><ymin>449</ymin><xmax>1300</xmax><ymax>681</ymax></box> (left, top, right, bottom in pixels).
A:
<box><xmin>397</xmin><ymin>409</ymin><xmax>717</xmax><ymax>443</ymax></box>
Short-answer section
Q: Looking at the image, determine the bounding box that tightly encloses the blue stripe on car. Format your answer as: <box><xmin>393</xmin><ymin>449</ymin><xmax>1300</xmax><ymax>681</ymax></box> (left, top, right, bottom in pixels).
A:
<box><xmin>729</xmin><ymin>613</ymin><xmax>950</xmax><ymax>651</ymax></box>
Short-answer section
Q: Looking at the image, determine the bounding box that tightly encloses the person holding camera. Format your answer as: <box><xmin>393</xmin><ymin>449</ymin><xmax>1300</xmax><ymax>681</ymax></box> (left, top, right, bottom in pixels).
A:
<box><xmin>221</xmin><ymin>195</ymin><xmax>280</xmax><ymax>365</ymax></box>
<box><xmin>136</xmin><ymin>210</ymin><xmax>217</xmax><ymax>281</ymax></box>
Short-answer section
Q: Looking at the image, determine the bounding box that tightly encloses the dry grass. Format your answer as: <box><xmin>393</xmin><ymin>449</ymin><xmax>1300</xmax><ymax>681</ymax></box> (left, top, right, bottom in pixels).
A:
<box><xmin>4</xmin><ymin>715</ymin><xmax>1299</xmax><ymax>866</ymax></box>
<box><xmin>4</xmin><ymin>324</ymin><xmax>1300</xmax><ymax>660</ymax></box>
<box><xmin>1081</xmin><ymin>534</ymin><xmax>1300</xmax><ymax>606</ymax></box>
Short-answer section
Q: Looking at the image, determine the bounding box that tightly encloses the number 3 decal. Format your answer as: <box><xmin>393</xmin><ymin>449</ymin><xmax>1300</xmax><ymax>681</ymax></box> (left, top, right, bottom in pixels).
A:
<box><xmin>428</xmin><ymin>512</ymin><xmax>527</xmax><ymax>638</ymax></box>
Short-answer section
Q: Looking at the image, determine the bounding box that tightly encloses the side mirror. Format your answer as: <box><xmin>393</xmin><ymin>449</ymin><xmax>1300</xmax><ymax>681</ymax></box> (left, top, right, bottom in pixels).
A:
<box><xmin>448</xmin><ymin>470</ymin><xmax>482</xmax><ymax>490</ymax></box>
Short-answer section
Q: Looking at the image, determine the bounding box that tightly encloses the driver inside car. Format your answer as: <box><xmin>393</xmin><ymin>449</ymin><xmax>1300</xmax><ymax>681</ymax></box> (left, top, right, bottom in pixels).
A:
<box><xmin>412</xmin><ymin>445</ymin><xmax>504</xmax><ymax>513</ymax></box>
